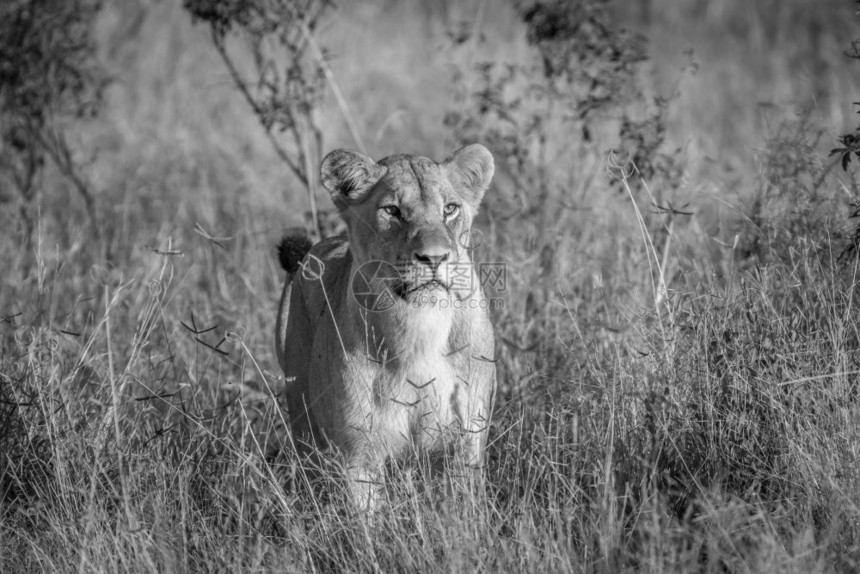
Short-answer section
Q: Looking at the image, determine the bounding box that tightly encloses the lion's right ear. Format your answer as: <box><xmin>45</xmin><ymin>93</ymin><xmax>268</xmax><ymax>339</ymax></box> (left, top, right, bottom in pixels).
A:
<box><xmin>443</xmin><ymin>144</ymin><xmax>495</xmax><ymax>210</ymax></box>
<box><xmin>320</xmin><ymin>149</ymin><xmax>387</xmax><ymax>207</ymax></box>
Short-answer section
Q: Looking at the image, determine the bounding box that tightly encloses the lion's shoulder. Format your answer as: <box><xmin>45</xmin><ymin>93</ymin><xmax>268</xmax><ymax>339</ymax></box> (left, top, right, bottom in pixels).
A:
<box><xmin>295</xmin><ymin>235</ymin><xmax>352</xmax><ymax>316</ymax></box>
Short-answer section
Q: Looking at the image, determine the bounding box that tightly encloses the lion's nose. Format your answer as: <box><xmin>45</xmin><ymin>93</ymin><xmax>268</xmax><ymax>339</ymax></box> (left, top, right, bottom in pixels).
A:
<box><xmin>414</xmin><ymin>250</ymin><xmax>450</xmax><ymax>271</ymax></box>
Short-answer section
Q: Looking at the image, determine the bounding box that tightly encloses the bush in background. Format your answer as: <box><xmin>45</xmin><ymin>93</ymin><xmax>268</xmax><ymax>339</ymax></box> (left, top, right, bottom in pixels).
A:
<box><xmin>184</xmin><ymin>0</ymin><xmax>350</xmax><ymax>239</ymax></box>
<box><xmin>0</xmin><ymin>0</ymin><xmax>105</xmax><ymax>242</ymax></box>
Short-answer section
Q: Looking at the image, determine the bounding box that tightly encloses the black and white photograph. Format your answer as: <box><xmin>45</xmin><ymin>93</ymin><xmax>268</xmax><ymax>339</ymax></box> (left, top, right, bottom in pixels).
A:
<box><xmin>1</xmin><ymin>0</ymin><xmax>859</xmax><ymax>571</ymax></box>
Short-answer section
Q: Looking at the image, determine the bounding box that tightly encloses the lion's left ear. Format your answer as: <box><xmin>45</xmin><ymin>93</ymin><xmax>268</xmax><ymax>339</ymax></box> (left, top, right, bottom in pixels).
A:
<box><xmin>443</xmin><ymin>144</ymin><xmax>495</xmax><ymax>209</ymax></box>
<box><xmin>320</xmin><ymin>149</ymin><xmax>387</xmax><ymax>209</ymax></box>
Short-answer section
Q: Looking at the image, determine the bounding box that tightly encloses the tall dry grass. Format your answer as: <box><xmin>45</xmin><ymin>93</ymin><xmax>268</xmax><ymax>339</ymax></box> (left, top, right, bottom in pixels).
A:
<box><xmin>1</xmin><ymin>0</ymin><xmax>859</xmax><ymax>571</ymax></box>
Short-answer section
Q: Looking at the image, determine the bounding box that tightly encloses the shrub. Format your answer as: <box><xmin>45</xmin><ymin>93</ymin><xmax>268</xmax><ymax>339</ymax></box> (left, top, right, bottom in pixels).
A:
<box><xmin>184</xmin><ymin>0</ymin><xmax>353</xmax><ymax>239</ymax></box>
<box><xmin>0</xmin><ymin>0</ymin><xmax>105</xmax><ymax>239</ymax></box>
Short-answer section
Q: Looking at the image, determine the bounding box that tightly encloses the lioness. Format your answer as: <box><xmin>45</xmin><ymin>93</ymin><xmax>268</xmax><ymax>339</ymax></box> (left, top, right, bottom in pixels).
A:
<box><xmin>275</xmin><ymin>144</ymin><xmax>497</xmax><ymax>508</ymax></box>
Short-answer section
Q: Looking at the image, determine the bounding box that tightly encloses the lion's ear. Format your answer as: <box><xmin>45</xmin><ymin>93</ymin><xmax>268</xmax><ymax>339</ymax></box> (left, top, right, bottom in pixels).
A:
<box><xmin>444</xmin><ymin>144</ymin><xmax>495</xmax><ymax>208</ymax></box>
<box><xmin>320</xmin><ymin>149</ymin><xmax>387</xmax><ymax>206</ymax></box>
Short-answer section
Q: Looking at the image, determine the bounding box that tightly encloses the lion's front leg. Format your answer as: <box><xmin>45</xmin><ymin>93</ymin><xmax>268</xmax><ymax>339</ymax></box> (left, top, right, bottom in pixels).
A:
<box><xmin>344</xmin><ymin>464</ymin><xmax>384</xmax><ymax>512</ymax></box>
<box><xmin>450</xmin><ymin>425</ymin><xmax>488</xmax><ymax>495</ymax></box>
<box><xmin>342</xmin><ymin>445</ymin><xmax>387</xmax><ymax>512</ymax></box>
<box><xmin>452</xmin><ymin>370</ymin><xmax>495</xmax><ymax>492</ymax></box>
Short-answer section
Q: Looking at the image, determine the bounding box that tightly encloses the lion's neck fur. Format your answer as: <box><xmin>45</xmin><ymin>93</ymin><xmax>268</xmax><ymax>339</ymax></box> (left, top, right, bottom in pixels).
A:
<box><xmin>346</xmin><ymin>282</ymin><xmax>463</xmax><ymax>442</ymax></box>
<box><xmin>349</xmin><ymin>294</ymin><xmax>454</xmax><ymax>361</ymax></box>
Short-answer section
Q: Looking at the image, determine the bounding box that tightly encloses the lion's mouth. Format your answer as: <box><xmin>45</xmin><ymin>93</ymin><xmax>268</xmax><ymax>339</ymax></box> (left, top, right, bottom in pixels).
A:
<box><xmin>394</xmin><ymin>279</ymin><xmax>449</xmax><ymax>299</ymax></box>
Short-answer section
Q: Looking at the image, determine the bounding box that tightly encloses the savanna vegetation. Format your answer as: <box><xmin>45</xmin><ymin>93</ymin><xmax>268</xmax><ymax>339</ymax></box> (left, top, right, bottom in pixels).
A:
<box><xmin>1</xmin><ymin>0</ymin><xmax>859</xmax><ymax>571</ymax></box>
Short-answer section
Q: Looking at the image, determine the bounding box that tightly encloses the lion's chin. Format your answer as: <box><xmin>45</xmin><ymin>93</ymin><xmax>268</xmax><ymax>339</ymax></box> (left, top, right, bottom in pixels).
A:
<box><xmin>399</xmin><ymin>282</ymin><xmax>452</xmax><ymax>308</ymax></box>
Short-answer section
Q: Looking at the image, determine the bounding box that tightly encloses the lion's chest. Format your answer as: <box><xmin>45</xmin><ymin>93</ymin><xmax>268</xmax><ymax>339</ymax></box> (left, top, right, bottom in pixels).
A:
<box><xmin>375</xmin><ymin>352</ymin><xmax>463</xmax><ymax>451</ymax></box>
<box><xmin>363</xmin><ymin>307</ymin><xmax>469</xmax><ymax>452</ymax></box>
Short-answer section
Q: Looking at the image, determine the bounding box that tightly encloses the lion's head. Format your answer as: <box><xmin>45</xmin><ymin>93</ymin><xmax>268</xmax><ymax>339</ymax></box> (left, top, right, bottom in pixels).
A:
<box><xmin>320</xmin><ymin>144</ymin><xmax>494</xmax><ymax>310</ymax></box>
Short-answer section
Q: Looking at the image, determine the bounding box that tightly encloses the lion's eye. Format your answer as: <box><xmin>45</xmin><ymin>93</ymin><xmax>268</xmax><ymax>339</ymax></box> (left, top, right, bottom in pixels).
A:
<box><xmin>443</xmin><ymin>203</ymin><xmax>460</xmax><ymax>218</ymax></box>
<box><xmin>381</xmin><ymin>205</ymin><xmax>401</xmax><ymax>219</ymax></box>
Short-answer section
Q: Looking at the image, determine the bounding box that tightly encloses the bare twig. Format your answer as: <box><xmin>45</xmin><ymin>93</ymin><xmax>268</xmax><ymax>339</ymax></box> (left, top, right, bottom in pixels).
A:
<box><xmin>210</xmin><ymin>30</ymin><xmax>307</xmax><ymax>185</ymax></box>
<box><xmin>299</xmin><ymin>20</ymin><xmax>366</xmax><ymax>154</ymax></box>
